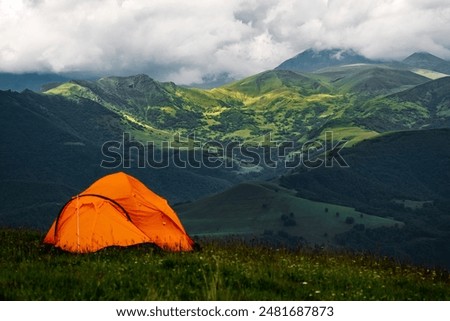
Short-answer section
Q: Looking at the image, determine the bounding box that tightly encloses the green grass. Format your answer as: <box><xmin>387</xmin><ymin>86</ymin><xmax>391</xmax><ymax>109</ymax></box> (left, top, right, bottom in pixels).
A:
<box><xmin>1</xmin><ymin>229</ymin><xmax>449</xmax><ymax>300</ymax></box>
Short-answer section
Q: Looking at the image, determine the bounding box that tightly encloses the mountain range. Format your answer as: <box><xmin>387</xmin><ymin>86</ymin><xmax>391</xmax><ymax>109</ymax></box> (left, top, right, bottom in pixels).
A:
<box><xmin>1</xmin><ymin>48</ymin><xmax>450</xmax><ymax>268</ymax></box>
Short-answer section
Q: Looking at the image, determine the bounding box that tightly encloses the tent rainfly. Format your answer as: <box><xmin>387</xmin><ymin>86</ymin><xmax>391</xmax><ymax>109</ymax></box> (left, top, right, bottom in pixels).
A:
<box><xmin>44</xmin><ymin>172</ymin><xmax>195</xmax><ymax>253</ymax></box>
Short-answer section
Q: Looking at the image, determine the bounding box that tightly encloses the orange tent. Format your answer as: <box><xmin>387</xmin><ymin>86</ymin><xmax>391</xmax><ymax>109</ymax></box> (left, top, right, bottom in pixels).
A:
<box><xmin>44</xmin><ymin>172</ymin><xmax>195</xmax><ymax>252</ymax></box>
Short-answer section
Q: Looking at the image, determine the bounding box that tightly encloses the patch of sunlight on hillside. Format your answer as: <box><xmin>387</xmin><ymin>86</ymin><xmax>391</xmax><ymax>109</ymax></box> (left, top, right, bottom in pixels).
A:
<box><xmin>121</xmin><ymin>113</ymin><xmax>172</xmax><ymax>142</ymax></box>
<box><xmin>209</xmin><ymin>88</ymin><xmax>249</xmax><ymax>101</ymax></box>
<box><xmin>437</xmin><ymin>104</ymin><xmax>450</xmax><ymax>117</ymax></box>
<box><xmin>319</xmin><ymin>126</ymin><xmax>380</xmax><ymax>147</ymax></box>
<box><xmin>45</xmin><ymin>83</ymin><xmax>96</xmax><ymax>99</ymax></box>
<box><xmin>411</xmin><ymin>68</ymin><xmax>448</xmax><ymax>80</ymax></box>
<box><xmin>223</xmin><ymin>129</ymin><xmax>253</xmax><ymax>140</ymax></box>
<box><xmin>161</xmin><ymin>106</ymin><xmax>176</xmax><ymax>116</ymax></box>
<box><xmin>175</xmin><ymin>87</ymin><xmax>220</xmax><ymax>107</ymax></box>
<box><xmin>304</xmin><ymin>93</ymin><xmax>337</xmax><ymax>102</ymax></box>
<box><xmin>203</xmin><ymin>106</ymin><xmax>227</xmax><ymax>117</ymax></box>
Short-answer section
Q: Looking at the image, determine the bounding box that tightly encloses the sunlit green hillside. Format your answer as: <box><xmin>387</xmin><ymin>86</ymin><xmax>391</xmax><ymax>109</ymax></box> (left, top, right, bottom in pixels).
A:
<box><xmin>45</xmin><ymin>70</ymin><xmax>450</xmax><ymax>146</ymax></box>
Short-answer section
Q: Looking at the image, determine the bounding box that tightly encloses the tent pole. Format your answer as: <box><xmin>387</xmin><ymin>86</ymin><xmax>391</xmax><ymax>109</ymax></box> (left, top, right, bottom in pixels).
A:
<box><xmin>76</xmin><ymin>194</ymin><xmax>80</xmax><ymax>252</ymax></box>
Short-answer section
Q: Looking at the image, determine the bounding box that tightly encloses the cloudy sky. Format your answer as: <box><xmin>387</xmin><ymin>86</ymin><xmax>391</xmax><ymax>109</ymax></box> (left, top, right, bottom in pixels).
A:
<box><xmin>1</xmin><ymin>0</ymin><xmax>450</xmax><ymax>84</ymax></box>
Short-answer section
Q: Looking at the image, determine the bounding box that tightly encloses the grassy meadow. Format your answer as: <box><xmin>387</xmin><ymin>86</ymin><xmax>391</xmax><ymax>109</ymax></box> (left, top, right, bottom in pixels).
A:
<box><xmin>0</xmin><ymin>228</ymin><xmax>449</xmax><ymax>301</ymax></box>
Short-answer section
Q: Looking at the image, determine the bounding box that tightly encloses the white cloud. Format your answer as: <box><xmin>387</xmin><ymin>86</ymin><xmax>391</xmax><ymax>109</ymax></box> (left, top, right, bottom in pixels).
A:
<box><xmin>1</xmin><ymin>0</ymin><xmax>449</xmax><ymax>84</ymax></box>
<box><xmin>165</xmin><ymin>67</ymin><xmax>203</xmax><ymax>85</ymax></box>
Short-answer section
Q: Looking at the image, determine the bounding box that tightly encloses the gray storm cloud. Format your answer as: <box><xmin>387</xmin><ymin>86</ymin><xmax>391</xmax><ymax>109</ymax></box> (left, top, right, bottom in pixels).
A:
<box><xmin>1</xmin><ymin>0</ymin><xmax>449</xmax><ymax>84</ymax></box>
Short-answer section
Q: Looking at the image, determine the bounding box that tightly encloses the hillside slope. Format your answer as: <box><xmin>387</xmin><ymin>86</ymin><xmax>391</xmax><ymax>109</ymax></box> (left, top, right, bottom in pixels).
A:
<box><xmin>355</xmin><ymin>77</ymin><xmax>450</xmax><ymax>131</ymax></box>
<box><xmin>0</xmin><ymin>89</ymin><xmax>244</xmax><ymax>229</ymax></box>
<box><xmin>177</xmin><ymin>181</ymin><xmax>401</xmax><ymax>246</ymax></box>
<box><xmin>316</xmin><ymin>65</ymin><xmax>428</xmax><ymax>95</ymax></box>
<box><xmin>280</xmin><ymin>128</ymin><xmax>450</xmax><ymax>268</ymax></box>
<box><xmin>0</xmin><ymin>90</ymin><xmax>117</xmax><ymax>228</ymax></box>
<box><xmin>403</xmin><ymin>52</ymin><xmax>450</xmax><ymax>74</ymax></box>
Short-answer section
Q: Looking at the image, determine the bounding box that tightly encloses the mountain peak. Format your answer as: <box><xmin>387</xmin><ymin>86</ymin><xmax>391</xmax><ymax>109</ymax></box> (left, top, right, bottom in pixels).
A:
<box><xmin>96</xmin><ymin>73</ymin><xmax>162</xmax><ymax>92</ymax></box>
<box><xmin>300</xmin><ymin>48</ymin><xmax>359</xmax><ymax>58</ymax></box>
<box><xmin>99</xmin><ymin>73</ymin><xmax>155</xmax><ymax>83</ymax></box>
<box><xmin>402</xmin><ymin>52</ymin><xmax>450</xmax><ymax>74</ymax></box>
<box><xmin>276</xmin><ymin>48</ymin><xmax>374</xmax><ymax>72</ymax></box>
<box><xmin>403</xmin><ymin>52</ymin><xmax>446</xmax><ymax>65</ymax></box>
